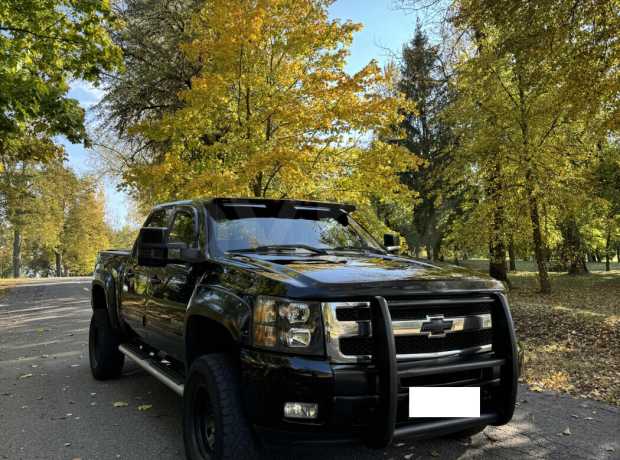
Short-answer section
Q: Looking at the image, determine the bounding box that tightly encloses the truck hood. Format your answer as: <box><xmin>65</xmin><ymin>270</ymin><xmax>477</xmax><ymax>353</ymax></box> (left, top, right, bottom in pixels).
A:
<box><xmin>220</xmin><ymin>253</ymin><xmax>504</xmax><ymax>298</ymax></box>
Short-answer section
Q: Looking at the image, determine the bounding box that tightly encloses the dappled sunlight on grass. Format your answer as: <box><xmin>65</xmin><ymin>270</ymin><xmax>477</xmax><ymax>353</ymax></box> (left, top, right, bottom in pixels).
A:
<box><xmin>506</xmin><ymin>270</ymin><xmax>620</xmax><ymax>405</ymax></box>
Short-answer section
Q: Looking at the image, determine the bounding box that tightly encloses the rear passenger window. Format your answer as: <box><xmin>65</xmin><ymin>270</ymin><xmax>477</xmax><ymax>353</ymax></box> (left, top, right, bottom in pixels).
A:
<box><xmin>169</xmin><ymin>210</ymin><xmax>197</xmax><ymax>247</ymax></box>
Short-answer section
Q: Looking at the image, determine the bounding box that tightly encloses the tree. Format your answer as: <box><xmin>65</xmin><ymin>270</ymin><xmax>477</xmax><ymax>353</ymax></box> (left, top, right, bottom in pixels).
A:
<box><xmin>61</xmin><ymin>181</ymin><xmax>110</xmax><ymax>275</ymax></box>
<box><xmin>0</xmin><ymin>139</ymin><xmax>65</xmax><ymax>276</ymax></box>
<box><xmin>0</xmin><ymin>0</ymin><xmax>121</xmax><ymax>162</ymax></box>
<box><xmin>593</xmin><ymin>143</ymin><xmax>620</xmax><ymax>271</ymax></box>
<box><xmin>400</xmin><ymin>0</ymin><xmax>618</xmax><ymax>292</ymax></box>
<box><xmin>113</xmin><ymin>0</ymin><xmax>417</xmax><ymax>225</ymax></box>
<box><xmin>96</xmin><ymin>0</ymin><xmax>203</xmax><ymax>157</ymax></box>
<box><xmin>108</xmin><ymin>225</ymin><xmax>139</xmax><ymax>251</ymax></box>
<box><xmin>0</xmin><ymin>151</ymin><xmax>111</xmax><ymax>277</ymax></box>
<box><xmin>397</xmin><ymin>24</ymin><xmax>456</xmax><ymax>261</ymax></box>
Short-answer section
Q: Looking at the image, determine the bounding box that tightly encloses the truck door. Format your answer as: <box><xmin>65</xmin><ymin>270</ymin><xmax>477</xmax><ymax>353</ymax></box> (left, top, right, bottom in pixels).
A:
<box><xmin>145</xmin><ymin>206</ymin><xmax>200</xmax><ymax>360</ymax></box>
<box><xmin>121</xmin><ymin>207</ymin><xmax>173</xmax><ymax>339</ymax></box>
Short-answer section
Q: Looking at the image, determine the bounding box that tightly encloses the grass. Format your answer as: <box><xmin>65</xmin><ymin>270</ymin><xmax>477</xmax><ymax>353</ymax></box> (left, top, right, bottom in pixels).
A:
<box><xmin>461</xmin><ymin>258</ymin><xmax>620</xmax><ymax>273</ymax></box>
<box><xmin>462</xmin><ymin>261</ymin><xmax>620</xmax><ymax>405</ymax></box>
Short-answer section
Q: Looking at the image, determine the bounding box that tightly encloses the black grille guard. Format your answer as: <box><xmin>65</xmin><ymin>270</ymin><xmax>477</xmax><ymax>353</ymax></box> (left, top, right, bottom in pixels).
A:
<box><xmin>365</xmin><ymin>294</ymin><xmax>519</xmax><ymax>448</ymax></box>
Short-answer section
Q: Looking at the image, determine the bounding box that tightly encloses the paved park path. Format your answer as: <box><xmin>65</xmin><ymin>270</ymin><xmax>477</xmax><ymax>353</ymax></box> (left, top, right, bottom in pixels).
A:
<box><xmin>1</xmin><ymin>279</ymin><xmax>618</xmax><ymax>459</ymax></box>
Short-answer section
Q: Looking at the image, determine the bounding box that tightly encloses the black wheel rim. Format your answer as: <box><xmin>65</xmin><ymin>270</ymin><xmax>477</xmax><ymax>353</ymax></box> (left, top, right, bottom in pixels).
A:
<box><xmin>192</xmin><ymin>382</ymin><xmax>216</xmax><ymax>458</ymax></box>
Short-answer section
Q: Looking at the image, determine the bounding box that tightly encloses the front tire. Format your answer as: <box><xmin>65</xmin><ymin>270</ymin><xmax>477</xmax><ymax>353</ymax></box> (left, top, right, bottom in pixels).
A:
<box><xmin>183</xmin><ymin>353</ymin><xmax>259</xmax><ymax>460</ymax></box>
<box><xmin>89</xmin><ymin>309</ymin><xmax>125</xmax><ymax>380</ymax></box>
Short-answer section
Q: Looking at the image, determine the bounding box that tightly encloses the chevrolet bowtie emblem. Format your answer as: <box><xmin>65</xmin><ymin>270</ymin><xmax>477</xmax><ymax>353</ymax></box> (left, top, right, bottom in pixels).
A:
<box><xmin>420</xmin><ymin>315</ymin><xmax>453</xmax><ymax>338</ymax></box>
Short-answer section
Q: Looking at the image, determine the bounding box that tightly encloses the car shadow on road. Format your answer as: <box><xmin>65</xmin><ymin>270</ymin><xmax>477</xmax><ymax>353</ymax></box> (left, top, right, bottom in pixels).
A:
<box><xmin>117</xmin><ymin>364</ymin><xmax>619</xmax><ymax>460</ymax></box>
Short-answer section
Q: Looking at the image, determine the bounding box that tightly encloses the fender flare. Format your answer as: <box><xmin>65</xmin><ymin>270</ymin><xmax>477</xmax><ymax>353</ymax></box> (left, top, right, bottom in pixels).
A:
<box><xmin>184</xmin><ymin>284</ymin><xmax>252</xmax><ymax>356</ymax></box>
<box><xmin>91</xmin><ymin>276</ymin><xmax>122</xmax><ymax>331</ymax></box>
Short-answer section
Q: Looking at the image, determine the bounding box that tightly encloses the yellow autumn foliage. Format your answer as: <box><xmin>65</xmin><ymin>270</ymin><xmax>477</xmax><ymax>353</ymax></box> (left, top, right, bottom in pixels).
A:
<box><xmin>129</xmin><ymin>0</ymin><xmax>419</xmax><ymax>228</ymax></box>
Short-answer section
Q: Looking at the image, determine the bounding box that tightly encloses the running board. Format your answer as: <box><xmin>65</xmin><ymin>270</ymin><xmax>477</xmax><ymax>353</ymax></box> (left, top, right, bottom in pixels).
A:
<box><xmin>118</xmin><ymin>344</ymin><xmax>184</xmax><ymax>396</ymax></box>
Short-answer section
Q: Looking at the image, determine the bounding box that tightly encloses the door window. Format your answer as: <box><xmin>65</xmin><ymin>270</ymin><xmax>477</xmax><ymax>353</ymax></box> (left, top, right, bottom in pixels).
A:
<box><xmin>145</xmin><ymin>208</ymin><xmax>172</xmax><ymax>228</ymax></box>
<box><xmin>169</xmin><ymin>210</ymin><xmax>197</xmax><ymax>247</ymax></box>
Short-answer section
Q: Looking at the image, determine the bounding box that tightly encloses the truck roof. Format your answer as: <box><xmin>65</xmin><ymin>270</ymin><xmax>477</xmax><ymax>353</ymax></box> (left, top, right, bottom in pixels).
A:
<box><xmin>153</xmin><ymin>197</ymin><xmax>356</xmax><ymax>212</ymax></box>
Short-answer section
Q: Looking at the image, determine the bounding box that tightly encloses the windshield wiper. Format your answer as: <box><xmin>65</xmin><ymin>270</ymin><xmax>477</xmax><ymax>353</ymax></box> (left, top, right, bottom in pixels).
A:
<box><xmin>227</xmin><ymin>244</ymin><xmax>327</xmax><ymax>255</ymax></box>
<box><xmin>330</xmin><ymin>246</ymin><xmax>386</xmax><ymax>255</ymax></box>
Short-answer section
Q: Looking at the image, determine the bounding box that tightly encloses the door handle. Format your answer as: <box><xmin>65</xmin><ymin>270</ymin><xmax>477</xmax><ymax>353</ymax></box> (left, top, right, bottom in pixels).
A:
<box><xmin>149</xmin><ymin>276</ymin><xmax>162</xmax><ymax>285</ymax></box>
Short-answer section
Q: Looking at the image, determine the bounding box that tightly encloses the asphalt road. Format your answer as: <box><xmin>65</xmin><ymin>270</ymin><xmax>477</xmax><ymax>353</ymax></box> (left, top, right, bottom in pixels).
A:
<box><xmin>0</xmin><ymin>279</ymin><xmax>618</xmax><ymax>460</ymax></box>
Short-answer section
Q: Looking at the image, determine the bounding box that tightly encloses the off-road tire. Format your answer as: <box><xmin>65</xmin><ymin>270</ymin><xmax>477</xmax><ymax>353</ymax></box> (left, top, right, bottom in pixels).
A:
<box><xmin>183</xmin><ymin>353</ymin><xmax>259</xmax><ymax>460</ymax></box>
<box><xmin>89</xmin><ymin>309</ymin><xmax>125</xmax><ymax>380</ymax></box>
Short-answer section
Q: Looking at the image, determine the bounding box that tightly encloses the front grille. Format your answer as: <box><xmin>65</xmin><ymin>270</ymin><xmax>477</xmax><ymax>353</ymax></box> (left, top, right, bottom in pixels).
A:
<box><xmin>400</xmin><ymin>368</ymin><xmax>484</xmax><ymax>388</ymax></box>
<box><xmin>335</xmin><ymin>297</ymin><xmax>493</xmax><ymax>322</ymax></box>
<box><xmin>340</xmin><ymin>329</ymin><xmax>493</xmax><ymax>356</ymax></box>
<box><xmin>323</xmin><ymin>295</ymin><xmax>497</xmax><ymax>363</ymax></box>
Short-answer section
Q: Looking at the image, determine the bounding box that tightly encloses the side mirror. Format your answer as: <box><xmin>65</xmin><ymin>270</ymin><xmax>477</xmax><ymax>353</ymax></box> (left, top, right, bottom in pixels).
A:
<box><xmin>137</xmin><ymin>227</ymin><xmax>168</xmax><ymax>267</ymax></box>
<box><xmin>384</xmin><ymin>233</ymin><xmax>401</xmax><ymax>254</ymax></box>
<box><xmin>167</xmin><ymin>242</ymin><xmax>205</xmax><ymax>263</ymax></box>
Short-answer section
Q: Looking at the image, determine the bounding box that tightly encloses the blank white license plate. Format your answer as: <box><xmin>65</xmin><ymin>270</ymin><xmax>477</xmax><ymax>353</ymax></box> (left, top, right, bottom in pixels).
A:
<box><xmin>409</xmin><ymin>387</ymin><xmax>480</xmax><ymax>418</ymax></box>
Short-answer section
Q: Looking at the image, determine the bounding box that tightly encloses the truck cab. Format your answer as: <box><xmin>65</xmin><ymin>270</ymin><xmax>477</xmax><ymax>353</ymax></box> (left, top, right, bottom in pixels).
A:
<box><xmin>90</xmin><ymin>198</ymin><xmax>518</xmax><ymax>460</ymax></box>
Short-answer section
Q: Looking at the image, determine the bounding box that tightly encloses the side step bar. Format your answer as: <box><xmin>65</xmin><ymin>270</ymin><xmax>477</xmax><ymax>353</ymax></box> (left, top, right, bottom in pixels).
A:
<box><xmin>118</xmin><ymin>344</ymin><xmax>185</xmax><ymax>396</ymax></box>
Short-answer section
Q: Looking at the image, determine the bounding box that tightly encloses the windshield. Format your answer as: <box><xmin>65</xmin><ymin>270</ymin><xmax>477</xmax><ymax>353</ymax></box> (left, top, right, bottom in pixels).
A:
<box><xmin>208</xmin><ymin>204</ymin><xmax>383</xmax><ymax>254</ymax></box>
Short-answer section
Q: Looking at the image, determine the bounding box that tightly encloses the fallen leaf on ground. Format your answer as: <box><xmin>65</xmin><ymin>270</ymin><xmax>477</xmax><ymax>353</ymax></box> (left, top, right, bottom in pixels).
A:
<box><xmin>19</xmin><ymin>373</ymin><xmax>33</xmax><ymax>379</ymax></box>
<box><xmin>562</xmin><ymin>427</ymin><xmax>571</xmax><ymax>436</ymax></box>
<box><xmin>430</xmin><ymin>450</ymin><xmax>440</xmax><ymax>457</ymax></box>
<box><xmin>137</xmin><ymin>404</ymin><xmax>152</xmax><ymax>411</ymax></box>
<box><xmin>113</xmin><ymin>401</ymin><xmax>128</xmax><ymax>408</ymax></box>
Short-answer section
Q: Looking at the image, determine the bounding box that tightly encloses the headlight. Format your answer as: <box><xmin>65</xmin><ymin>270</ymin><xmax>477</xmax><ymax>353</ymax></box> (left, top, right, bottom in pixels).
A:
<box><xmin>251</xmin><ymin>296</ymin><xmax>324</xmax><ymax>355</ymax></box>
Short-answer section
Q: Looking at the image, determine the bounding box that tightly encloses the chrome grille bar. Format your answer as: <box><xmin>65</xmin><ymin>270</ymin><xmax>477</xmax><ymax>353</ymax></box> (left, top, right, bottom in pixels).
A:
<box><xmin>322</xmin><ymin>300</ymin><xmax>494</xmax><ymax>363</ymax></box>
<box><xmin>392</xmin><ymin>314</ymin><xmax>492</xmax><ymax>337</ymax></box>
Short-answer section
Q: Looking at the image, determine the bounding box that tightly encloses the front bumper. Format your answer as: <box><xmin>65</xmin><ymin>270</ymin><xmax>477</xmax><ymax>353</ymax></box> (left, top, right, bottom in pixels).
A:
<box><xmin>240</xmin><ymin>295</ymin><xmax>518</xmax><ymax>447</ymax></box>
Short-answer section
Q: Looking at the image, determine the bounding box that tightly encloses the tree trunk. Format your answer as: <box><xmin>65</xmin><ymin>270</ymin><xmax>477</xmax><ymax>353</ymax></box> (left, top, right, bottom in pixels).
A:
<box><xmin>526</xmin><ymin>188</ymin><xmax>551</xmax><ymax>293</ymax></box>
<box><xmin>251</xmin><ymin>171</ymin><xmax>263</xmax><ymax>197</ymax></box>
<box><xmin>488</xmin><ymin>159</ymin><xmax>508</xmax><ymax>283</ymax></box>
<box><xmin>12</xmin><ymin>228</ymin><xmax>22</xmax><ymax>278</ymax></box>
<box><xmin>517</xmin><ymin>66</ymin><xmax>550</xmax><ymax>293</ymax></box>
<box><xmin>508</xmin><ymin>238</ymin><xmax>516</xmax><ymax>271</ymax></box>
<box><xmin>489</xmin><ymin>239</ymin><xmax>508</xmax><ymax>282</ymax></box>
<box><xmin>605</xmin><ymin>227</ymin><xmax>612</xmax><ymax>272</ymax></box>
<box><xmin>55</xmin><ymin>251</ymin><xmax>63</xmax><ymax>277</ymax></box>
<box><xmin>561</xmin><ymin>218</ymin><xmax>588</xmax><ymax>275</ymax></box>
<box><xmin>529</xmin><ymin>193</ymin><xmax>551</xmax><ymax>294</ymax></box>
<box><xmin>425</xmin><ymin>244</ymin><xmax>432</xmax><ymax>260</ymax></box>
<box><xmin>432</xmin><ymin>237</ymin><xmax>443</xmax><ymax>262</ymax></box>
<box><xmin>616</xmin><ymin>245</ymin><xmax>619</xmax><ymax>264</ymax></box>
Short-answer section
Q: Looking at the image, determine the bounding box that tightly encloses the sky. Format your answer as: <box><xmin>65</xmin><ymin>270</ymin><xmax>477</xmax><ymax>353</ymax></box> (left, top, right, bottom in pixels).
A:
<box><xmin>62</xmin><ymin>0</ymin><xmax>421</xmax><ymax>228</ymax></box>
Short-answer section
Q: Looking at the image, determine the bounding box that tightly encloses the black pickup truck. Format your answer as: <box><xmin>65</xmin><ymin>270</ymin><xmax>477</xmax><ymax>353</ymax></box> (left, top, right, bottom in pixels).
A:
<box><xmin>90</xmin><ymin>197</ymin><xmax>518</xmax><ymax>460</ymax></box>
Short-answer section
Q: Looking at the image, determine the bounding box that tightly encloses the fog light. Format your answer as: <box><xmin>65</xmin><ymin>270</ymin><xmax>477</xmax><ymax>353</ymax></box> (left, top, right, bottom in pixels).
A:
<box><xmin>284</xmin><ymin>402</ymin><xmax>318</xmax><ymax>419</ymax></box>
